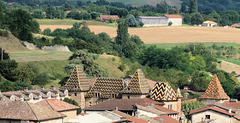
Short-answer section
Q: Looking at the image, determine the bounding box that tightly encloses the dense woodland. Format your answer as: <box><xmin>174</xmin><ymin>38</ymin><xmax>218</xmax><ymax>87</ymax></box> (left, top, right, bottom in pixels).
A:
<box><xmin>0</xmin><ymin>0</ymin><xmax>240</xmax><ymax>102</ymax></box>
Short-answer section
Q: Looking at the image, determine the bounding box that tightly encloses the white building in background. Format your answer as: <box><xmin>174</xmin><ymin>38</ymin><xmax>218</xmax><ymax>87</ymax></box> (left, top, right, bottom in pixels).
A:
<box><xmin>136</xmin><ymin>15</ymin><xmax>182</xmax><ymax>27</ymax></box>
<box><xmin>202</xmin><ymin>21</ymin><xmax>217</xmax><ymax>27</ymax></box>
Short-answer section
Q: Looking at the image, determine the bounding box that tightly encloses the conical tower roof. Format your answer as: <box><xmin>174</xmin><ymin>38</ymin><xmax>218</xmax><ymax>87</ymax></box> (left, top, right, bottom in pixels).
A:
<box><xmin>121</xmin><ymin>69</ymin><xmax>150</xmax><ymax>94</ymax></box>
<box><xmin>61</xmin><ymin>65</ymin><xmax>90</xmax><ymax>92</ymax></box>
<box><xmin>200</xmin><ymin>74</ymin><xmax>230</xmax><ymax>100</ymax></box>
<box><xmin>176</xmin><ymin>88</ymin><xmax>183</xmax><ymax>98</ymax></box>
<box><xmin>150</xmin><ymin>82</ymin><xmax>177</xmax><ymax>101</ymax></box>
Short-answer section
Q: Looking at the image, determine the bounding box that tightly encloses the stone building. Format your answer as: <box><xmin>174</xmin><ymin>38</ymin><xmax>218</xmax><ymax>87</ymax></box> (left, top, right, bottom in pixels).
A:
<box><xmin>199</xmin><ymin>74</ymin><xmax>230</xmax><ymax>104</ymax></box>
<box><xmin>61</xmin><ymin>65</ymin><xmax>90</xmax><ymax>109</ymax></box>
<box><xmin>121</xmin><ymin>69</ymin><xmax>151</xmax><ymax>99</ymax></box>
<box><xmin>136</xmin><ymin>15</ymin><xmax>182</xmax><ymax>27</ymax></box>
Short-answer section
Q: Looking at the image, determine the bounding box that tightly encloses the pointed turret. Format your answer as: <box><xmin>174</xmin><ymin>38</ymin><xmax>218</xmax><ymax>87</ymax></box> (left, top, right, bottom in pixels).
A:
<box><xmin>150</xmin><ymin>82</ymin><xmax>177</xmax><ymax>101</ymax></box>
<box><xmin>121</xmin><ymin>69</ymin><xmax>150</xmax><ymax>94</ymax></box>
<box><xmin>61</xmin><ymin>65</ymin><xmax>90</xmax><ymax>92</ymax></box>
<box><xmin>176</xmin><ymin>88</ymin><xmax>183</xmax><ymax>98</ymax></box>
<box><xmin>199</xmin><ymin>74</ymin><xmax>230</xmax><ymax>100</ymax></box>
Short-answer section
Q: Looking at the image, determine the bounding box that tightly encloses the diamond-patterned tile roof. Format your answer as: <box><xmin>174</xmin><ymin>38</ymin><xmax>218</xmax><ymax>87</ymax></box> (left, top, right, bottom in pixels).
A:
<box><xmin>150</xmin><ymin>82</ymin><xmax>177</xmax><ymax>101</ymax></box>
<box><xmin>200</xmin><ymin>74</ymin><xmax>230</xmax><ymax>100</ymax></box>
<box><xmin>85</xmin><ymin>78</ymin><xmax>124</xmax><ymax>99</ymax></box>
<box><xmin>121</xmin><ymin>69</ymin><xmax>150</xmax><ymax>94</ymax></box>
<box><xmin>61</xmin><ymin>65</ymin><xmax>90</xmax><ymax>92</ymax></box>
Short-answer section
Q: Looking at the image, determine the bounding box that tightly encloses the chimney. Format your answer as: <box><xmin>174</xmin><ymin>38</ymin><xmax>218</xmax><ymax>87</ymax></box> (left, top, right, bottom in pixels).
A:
<box><xmin>51</xmin><ymin>85</ymin><xmax>56</xmax><ymax>90</ymax></box>
<box><xmin>229</xmin><ymin>108</ymin><xmax>232</xmax><ymax>113</ymax></box>
<box><xmin>116</xmin><ymin>107</ymin><xmax>118</xmax><ymax>110</ymax></box>
<box><xmin>24</xmin><ymin>87</ymin><xmax>28</xmax><ymax>92</ymax></box>
<box><xmin>135</xmin><ymin>111</ymin><xmax>140</xmax><ymax>118</ymax></box>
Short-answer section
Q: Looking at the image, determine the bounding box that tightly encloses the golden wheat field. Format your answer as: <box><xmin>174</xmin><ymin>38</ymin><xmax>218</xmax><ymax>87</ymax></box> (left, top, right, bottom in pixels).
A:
<box><xmin>40</xmin><ymin>25</ymin><xmax>240</xmax><ymax>44</ymax></box>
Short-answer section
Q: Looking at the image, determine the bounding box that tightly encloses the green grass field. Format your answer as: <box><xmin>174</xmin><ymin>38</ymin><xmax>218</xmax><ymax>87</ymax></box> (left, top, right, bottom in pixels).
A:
<box><xmin>217</xmin><ymin>58</ymin><xmax>240</xmax><ymax>66</ymax></box>
<box><xmin>146</xmin><ymin>42</ymin><xmax>240</xmax><ymax>49</ymax></box>
<box><xmin>36</xmin><ymin>19</ymin><xmax>109</xmax><ymax>25</ymax></box>
<box><xmin>9</xmin><ymin>50</ymin><xmax>72</xmax><ymax>62</ymax></box>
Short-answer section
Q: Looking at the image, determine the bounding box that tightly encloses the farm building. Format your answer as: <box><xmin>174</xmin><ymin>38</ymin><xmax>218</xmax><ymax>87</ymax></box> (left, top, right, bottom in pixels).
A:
<box><xmin>202</xmin><ymin>21</ymin><xmax>217</xmax><ymax>27</ymax></box>
<box><xmin>136</xmin><ymin>15</ymin><xmax>182</xmax><ymax>27</ymax></box>
<box><xmin>100</xmin><ymin>15</ymin><xmax>119</xmax><ymax>22</ymax></box>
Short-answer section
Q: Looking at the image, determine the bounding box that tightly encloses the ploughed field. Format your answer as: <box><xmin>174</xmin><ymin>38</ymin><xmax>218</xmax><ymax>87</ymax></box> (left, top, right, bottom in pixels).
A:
<box><xmin>40</xmin><ymin>25</ymin><xmax>240</xmax><ymax>44</ymax></box>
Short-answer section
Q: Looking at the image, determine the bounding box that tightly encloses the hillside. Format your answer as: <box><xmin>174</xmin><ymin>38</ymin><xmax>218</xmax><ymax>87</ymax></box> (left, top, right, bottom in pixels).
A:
<box><xmin>217</xmin><ymin>60</ymin><xmax>240</xmax><ymax>75</ymax></box>
<box><xmin>0</xmin><ymin>30</ymin><xmax>28</xmax><ymax>52</ymax></box>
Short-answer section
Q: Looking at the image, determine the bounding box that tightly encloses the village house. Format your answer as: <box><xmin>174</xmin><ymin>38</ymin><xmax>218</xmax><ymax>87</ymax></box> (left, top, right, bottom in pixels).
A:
<box><xmin>0</xmin><ymin>99</ymin><xmax>66</xmax><ymax>123</ymax></box>
<box><xmin>202</xmin><ymin>21</ymin><xmax>218</xmax><ymax>27</ymax></box>
<box><xmin>136</xmin><ymin>15</ymin><xmax>182</xmax><ymax>27</ymax></box>
<box><xmin>189</xmin><ymin>74</ymin><xmax>240</xmax><ymax>123</ymax></box>
<box><xmin>0</xmin><ymin>87</ymin><xmax>68</xmax><ymax>103</ymax></box>
<box><xmin>100</xmin><ymin>15</ymin><xmax>119</xmax><ymax>22</ymax></box>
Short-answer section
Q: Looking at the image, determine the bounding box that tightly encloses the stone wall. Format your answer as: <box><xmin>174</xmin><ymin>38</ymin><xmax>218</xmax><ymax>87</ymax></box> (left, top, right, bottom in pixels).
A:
<box><xmin>22</xmin><ymin>41</ymin><xmax>39</xmax><ymax>50</ymax></box>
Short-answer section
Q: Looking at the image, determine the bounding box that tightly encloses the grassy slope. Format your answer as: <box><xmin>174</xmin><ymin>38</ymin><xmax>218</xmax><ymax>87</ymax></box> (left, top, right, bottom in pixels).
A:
<box><xmin>217</xmin><ymin>59</ymin><xmax>240</xmax><ymax>74</ymax></box>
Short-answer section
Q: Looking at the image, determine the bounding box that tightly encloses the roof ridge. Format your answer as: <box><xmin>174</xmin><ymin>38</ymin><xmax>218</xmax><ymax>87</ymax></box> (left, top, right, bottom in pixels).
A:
<box><xmin>45</xmin><ymin>99</ymin><xmax>56</xmax><ymax>111</ymax></box>
<box><xmin>26</xmin><ymin>102</ymin><xmax>39</xmax><ymax>121</ymax></box>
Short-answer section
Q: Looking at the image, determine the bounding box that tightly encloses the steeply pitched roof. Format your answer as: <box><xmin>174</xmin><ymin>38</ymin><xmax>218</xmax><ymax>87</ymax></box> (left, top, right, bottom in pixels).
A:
<box><xmin>176</xmin><ymin>88</ymin><xmax>183</xmax><ymax>98</ymax></box>
<box><xmin>154</xmin><ymin>115</ymin><xmax>180</xmax><ymax>123</ymax></box>
<box><xmin>150</xmin><ymin>82</ymin><xmax>177</xmax><ymax>101</ymax></box>
<box><xmin>0</xmin><ymin>100</ymin><xmax>65</xmax><ymax>121</ymax></box>
<box><xmin>121</xmin><ymin>69</ymin><xmax>150</xmax><ymax>94</ymax></box>
<box><xmin>84</xmin><ymin>98</ymin><xmax>164</xmax><ymax>110</ymax></box>
<box><xmin>199</xmin><ymin>74</ymin><xmax>230</xmax><ymax>100</ymax></box>
<box><xmin>61</xmin><ymin>65</ymin><xmax>90</xmax><ymax>92</ymax></box>
<box><xmin>85</xmin><ymin>78</ymin><xmax>124</xmax><ymax>99</ymax></box>
<box><xmin>164</xmin><ymin>15</ymin><xmax>182</xmax><ymax>18</ymax></box>
<box><xmin>36</xmin><ymin>99</ymin><xmax>80</xmax><ymax>112</ymax></box>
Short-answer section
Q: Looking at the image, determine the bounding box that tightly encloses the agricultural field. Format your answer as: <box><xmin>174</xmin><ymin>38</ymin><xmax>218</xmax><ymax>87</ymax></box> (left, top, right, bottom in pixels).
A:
<box><xmin>40</xmin><ymin>24</ymin><xmax>240</xmax><ymax>44</ymax></box>
<box><xmin>217</xmin><ymin>60</ymin><xmax>240</xmax><ymax>74</ymax></box>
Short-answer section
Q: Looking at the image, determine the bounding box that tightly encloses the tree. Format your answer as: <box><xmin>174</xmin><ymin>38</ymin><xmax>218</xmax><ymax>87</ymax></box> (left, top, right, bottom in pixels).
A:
<box><xmin>108</xmin><ymin>17</ymin><xmax>114</xmax><ymax>23</ymax></box>
<box><xmin>0</xmin><ymin>60</ymin><xmax>18</xmax><ymax>81</ymax></box>
<box><xmin>65</xmin><ymin>50</ymin><xmax>109</xmax><ymax>77</ymax></box>
<box><xmin>63</xmin><ymin>98</ymin><xmax>82</xmax><ymax>114</ymax></box>
<box><xmin>33</xmin><ymin>73</ymin><xmax>51</xmax><ymax>86</ymax></box>
<box><xmin>191</xmin><ymin>71</ymin><xmax>211</xmax><ymax>91</ymax></box>
<box><xmin>191</xmin><ymin>12</ymin><xmax>204</xmax><ymax>25</ymax></box>
<box><xmin>168</xmin><ymin>21</ymin><xmax>173</xmax><ymax>26</ymax></box>
<box><xmin>115</xmin><ymin>18</ymin><xmax>128</xmax><ymax>45</ymax></box>
<box><xmin>208</xmin><ymin>11</ymin><xmax>221</xmax><ymax>23</ymax></box>
<box><xmin>13</xmin><ymin>64</ymin><xmax>36</xmax><ymax>84</ymax></box>
<box><xmin>46</xmin><ymin>6</ymin><xmax>57</xmax><ymax>19</ymax></box>
<box><xmin>32</xmin><ymin>10</ymin><xmax>45</xmax><ymax>19</ymax></box>
<box><xmin>43</xmin><ymin>28</ymin><xmax>51</xmax><ymax>36</ymax></box>
<box><xmin>189</xmin><ymin>0</ymin><xmax>198</xmax><ymax>13</ymax></box>
<box><xmin>7</xmin><ymin>9</ymin><xmax>40</xmax><ymax>41</ymax></box>
<box><xmin>126</xmin><ymin>14</ymin><xmax>138</xmax><ymax>27</ymax></box>
<box><xmin>182</xmin><ymin>101</ymin><xmax>205</xmax><ymax>120</ymax></box>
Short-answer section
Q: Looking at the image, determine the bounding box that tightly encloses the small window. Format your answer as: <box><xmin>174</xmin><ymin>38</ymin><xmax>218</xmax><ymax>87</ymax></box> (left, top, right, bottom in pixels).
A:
<box><xmin>112</xmin><ymin>94</ymin><xmax>115</xmax><ymax>98</ymax></box>
<box><xmin>127</xmin><ymin>95</ymin><xmax>130</xmax><ymax>99</ymax></box>
<box><xmin>95</xmin><ymin>93</ymin><xmax>98</xmax><ymax>97</ymax></box>
<box><xmin>74</xmin><ymin>93</ymin><xmax>77</xmax><ymax>96</ymax></box>
<box><xmin>168</xmin><ymin>105</ymin><xmax>172</xmax><ymax>110</ymax></box>
<box><xmin>89</xmin><ymin>102</ymin><xmax>92</xmax><ymax>106</ymax></box>
<box><xmin>205</xmin><ymin>115</ymin><xmax>210</xmax><ymax>119</ymax></box>
<box><xmin>98</xmin><ymin>93</ymin><xmax>100</xmax><ymax>97</ymax></box>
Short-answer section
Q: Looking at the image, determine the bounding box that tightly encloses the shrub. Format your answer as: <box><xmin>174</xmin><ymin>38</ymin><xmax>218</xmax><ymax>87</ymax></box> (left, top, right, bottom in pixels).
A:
<box><xmin>138</xmin><ymin>22</ymin><xmax>144</xmax><ymax>27</ymax></box>
<box><xmin>168</xmin><ymin>21</ymin><xmax>173</xmax><ymax>26</ymax></box>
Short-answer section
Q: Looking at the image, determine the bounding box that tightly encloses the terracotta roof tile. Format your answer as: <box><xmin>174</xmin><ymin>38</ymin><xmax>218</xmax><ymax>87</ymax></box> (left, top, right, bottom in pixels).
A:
<box><xmin>0</xmin><ymin>100</ymin><xmax>65</xmax><ymax>121</ymax></box>
<box><xmin>154</xmin><ymin>105</ymin><xmax>178</xmax><ymax>114</ymax></box>
<box><xmin>36</xmin><ymin>99</ymin><xmax>80</xmax><ymax>112</ymax></box>
<box><xmin>150</xmin><ymin>82</ymin><xmax>177</xmax><ymax>101</ymax></box>
<box><xmin>189</xmin><ymin>105</ymin><xmax>235</xmax><ymax>116</ymax></box>
<box><xmin>88</xmin><ymin>78</ymin><xmax>96</xmax><ymax>86</ymax></box>
<box><xmin>221</xmin><ymin>101</ymin><xmax>240</xmax><ymax>110</ymax></box>
<box><xmin>154</xmin><ymin>115</ymin><xmax>180</xmax><ymax>123</ymax></box>
<box><xmin>61</xmin><ymin>65</ymin><xmax>90</xmax><ymax>92</ymax></box>
<box><xmin>85</xmin><ymin>78</ymin><xmax>124</xmax><ymax>98</ymax></box>
<box><xmin>164</xmin><ymin>15</ymin><xmax>182</xmax><ymax>18</ymax></box>
<box><xmin>121</xmin><ymin>69</ymin><xmax>151</xmax><ymax>94</ymax></box>
<box><xmin>199</xmin><ymin>74</ymin><xmax>230</xmax><ymax>100</ymax></box>
<box><xmin>136</xmin><ymin>104</ymin><xmax>167</xmax><ymax>115</ymax></box>
<box><xmin>100</xmin><ymin>15</ymin><xmax>119</xmax><ymax>20</ymax></box>
<box><xmin>84</xmin><ymin>98</ymin><xmax>164</xmax><ymax>110</ymax></box>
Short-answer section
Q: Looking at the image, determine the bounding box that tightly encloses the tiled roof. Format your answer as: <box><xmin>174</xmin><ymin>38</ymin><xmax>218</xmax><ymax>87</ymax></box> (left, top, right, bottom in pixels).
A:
<box><xmin>164</xmin><ymin>15</ymin><xmax>182</xmax><ymax>18</ymax></box>
<box><xmin>88</xmin><ymin>78</ymin><xmax>96</xmax><ymax>86</ymax></box>
<box><xmin>136</xmin><ymin>104</ymin><xmax>167</xmax><ymax>115</ymax></box>
<box><xmin>176</xmin><ymin>88</ymin><xmax>183</xmax><ymax>98</ymax></box>
<box><xmin>0</xmin><ymin>100</ymin><xmax>65</xmax><ymax>121</ymax></box>
<box><xmin>61</xmin><ymin>65</ymin><xmax>90</xmax><ymax>92</ymax></box>
<box><xmin>85</xmin><ymin>78</ymin><xmax>124</xmax><ymax>98</ymax></box>
<box><xmin>127</xmin><ymin>75</ymin><xmax>156</xmax><ymax>88</ymax></box>
<box><xmin>36</xmin><ymin>99</ymin><xmax>80</xmax><ymax>112</ymax></box>
<box><xmin>189</xmin><ymin>105</ymin><xmax>235</xmax><ymax>116</ymax></box>
<box><xmin>199</xmin><ymin>74</ymin><xmax>230</xmax><ymax>100</ymax></box>
<box><xmin>154</xmin><ymin>115</ymin><xmax>180</xmax><ymax>123</ymax></box>
<box><xmin>100</xmin><ymin>15</ymin><xmax>119</xmax><ymax>20</ymax></box>
<box><xmin>220</xmin><ymin>101</ymin><xmax>240</xmax><ymax>111</ymax></box>
<box><xmin>150</xmin><ymin>82</ymin><xmax>177</xmax><ymax>101</ymax></box>
<box><xmin>84</xmin><ymin>98</ymin><xmax>164</xmax><ymax>110</ymax></box>
<box><xmin>112</xmin><ymin>110</ymin><xmax>132</xmax><ymax>119</ymax></box>
<box><xmin>121</xmin><ymin>69</ymin><xmax>150</xmax><ymax>94</ymax></box>
<box><xmin>113</xmin><ymin>117</ymin><xmax>148</xmax><ymax>123</ymax></box>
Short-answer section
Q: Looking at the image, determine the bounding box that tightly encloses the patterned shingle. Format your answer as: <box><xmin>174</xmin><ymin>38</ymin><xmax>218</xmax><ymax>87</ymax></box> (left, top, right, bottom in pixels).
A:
<box><xmin>121</xmin><ymin>69</ymin><xmax>150</xmax><ymax>94</ymax></box>
<box><xmin>150</xmin><ymin>82</ymin><xmax>177</xmax><ymax>101</ymax></box>
<box><xmin>199</xmin><ymin>74</ymin><xmax>230</xmax><ymax>100</ymax></box>
<box><xmin>85</xmin><ymin>78</ymin><xmax>124</xmax><ymax>99</ymax></box>
<box><xmin>61</xmin><ymin>65</ymin><xmax>90</xmax><ymax>92</ymax></box>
